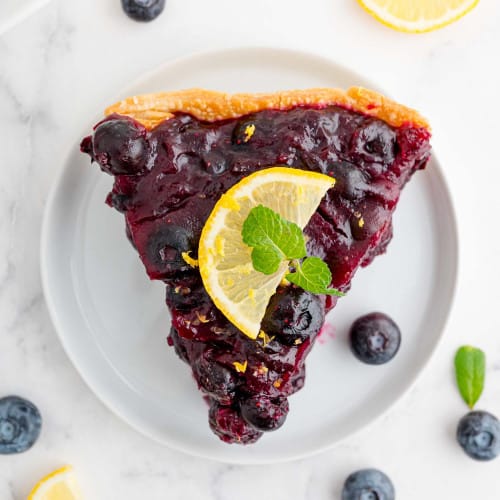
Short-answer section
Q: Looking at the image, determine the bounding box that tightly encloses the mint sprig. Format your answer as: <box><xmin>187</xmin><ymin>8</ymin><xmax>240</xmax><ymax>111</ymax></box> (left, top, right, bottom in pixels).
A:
<box><xmin>242</xmin><ymin>205</ymin><xmax>343</xmax><ymax>297</ymax></box>
<box><xmin>454</xmin><ymin>345</ymin><xmax>486</xmax><ymax>409</ymax></box>
<box><xmin>287</xmin><ymin>257</ymin><xmax>342</xmax><ymax>296</ymax></box>
<box><xmin>242</xmin><ymin>205</ymin><xmax>306</xmax><ymax>274</ymax></box>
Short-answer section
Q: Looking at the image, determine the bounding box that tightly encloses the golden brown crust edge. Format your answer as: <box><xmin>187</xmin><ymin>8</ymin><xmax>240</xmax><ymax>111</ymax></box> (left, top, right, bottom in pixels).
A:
<box><xmin>104</xmin><ymin>87</ymin><xmax>430</xmax><ymax>131</ymax></box>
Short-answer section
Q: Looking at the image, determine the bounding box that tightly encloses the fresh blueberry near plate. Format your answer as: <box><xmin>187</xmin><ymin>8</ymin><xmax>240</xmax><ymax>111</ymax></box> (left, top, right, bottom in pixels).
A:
<box><xmin>457</xmin><ymin>411</ymin><xmax>500</xmax><ymax>461</ymax></box>
<box><xmin>349</xmin><ymin>312</ymin><xmax>401</xmax><ymax>365</ymax></box>
<box><xmin>0</xmin><ymin>396</ymin><xmax>42</xmax><ymax>454</ymax></box>
<box><xmin>121</xmin><ymin>0</ymin><xmax>166</xmax><ymax>22</ymax></box>
<box><xmin>342</xmin><ymin>468</ymin><xmax>395</xmax><ymax>500</ymax></box>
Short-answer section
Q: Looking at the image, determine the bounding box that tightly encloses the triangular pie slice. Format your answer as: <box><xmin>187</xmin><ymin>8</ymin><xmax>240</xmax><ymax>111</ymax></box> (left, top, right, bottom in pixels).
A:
<box><xmin>81</xmin><ymin>87</ymin><xmax>431</xmax><ymax>444</ymax></box>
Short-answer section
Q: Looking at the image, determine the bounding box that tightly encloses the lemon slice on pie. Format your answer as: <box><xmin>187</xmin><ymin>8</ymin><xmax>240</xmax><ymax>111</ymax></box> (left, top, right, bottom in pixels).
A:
<box><xmin>357</xmin><ymin>0</ymin><xmax>479</xmax><ymax>33</ymax></box>
<box><xmin>198</xmin><ymin>167</ymin><xmax>334</xmax><ymax>339</ymax></box>
<box><xmin>28</xmin><ymin>465</ymin><xmax>82</xmax><ymax>500</ymax></box>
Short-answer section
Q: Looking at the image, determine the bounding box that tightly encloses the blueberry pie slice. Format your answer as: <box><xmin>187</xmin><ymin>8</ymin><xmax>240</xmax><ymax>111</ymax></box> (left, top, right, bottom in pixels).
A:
<box><xmin>81</xmin><ymin>87</ymin><xmax>431</xmax><ymax>444</ymax></box>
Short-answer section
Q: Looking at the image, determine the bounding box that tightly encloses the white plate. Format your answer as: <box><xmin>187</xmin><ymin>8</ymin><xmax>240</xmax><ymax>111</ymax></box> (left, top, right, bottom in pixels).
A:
<box><xmin>41</xmin><ymin>47</ymin><xmax>458</xmax><ymax>464</ymax></box>
<box><xmin>0</xmin><ymin>0</ymin><xmax>51</xmax><ymax>35</ymax></box>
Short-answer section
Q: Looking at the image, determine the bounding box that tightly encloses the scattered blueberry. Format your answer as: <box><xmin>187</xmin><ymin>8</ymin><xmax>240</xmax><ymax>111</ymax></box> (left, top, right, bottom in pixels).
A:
<box><xmin>92</xmin><ymin>117</ymin><xmax>149</xmax><ymax>175</ymax></box>
<box><xmin>0</xmin><ymin>396</ymin><xmax>42</xmax><ymax>455</ymax></box>
<box><xmin>261</xmin><ymin>287</ymin><xmax>324</xmax><ymax>346</ymax></box>
<box><xmin>457</xmin><ymin>411</ymin><xmax>500</xmax><ymax>461</ymax></box>
<box><xmin>349</xmin><ymin>312</ymin><xmax>401</xmax><ymax>365</ymax></box>
<box><xmin>240</xmin><ymin>395</ymin><xmax>289</xmax><ymax>431</ymax></box>
<box><xmin>342</xmin><ymin>469</ymin><xmax>395</xmax><ymax>500</ymax></box>
<box><xmin>121</xmin><ymin>0</ymin><xmax>166</xmax><ymax>22</ymax></box>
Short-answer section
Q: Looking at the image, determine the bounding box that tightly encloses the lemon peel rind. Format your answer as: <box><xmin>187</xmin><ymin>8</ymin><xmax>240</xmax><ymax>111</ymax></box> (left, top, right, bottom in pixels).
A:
<box><xmin>356</xmin><ymin>0</ymin><xmax>479</xmax><ymax>34</ymax></box>
<box><xmin>28</xmin><ymin>465</ymin><xmax>78</xmax><ymax>500</ymax></box>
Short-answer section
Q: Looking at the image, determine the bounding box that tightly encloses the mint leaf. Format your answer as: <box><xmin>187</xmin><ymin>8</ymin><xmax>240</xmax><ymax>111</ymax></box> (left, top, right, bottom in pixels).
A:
<box><xmin>250</xmin><ymin>246</ymin><xmax>283</xmax><ymax>275</ymax></box>
<box><xmin>454</xmin><ymin>345</ymin><xmax>486</xmax><ymax>409</ymax></box>
<box><xmin>286</xmin><ymin>257</ymin><xmax>344</xmax><ymax>296</ymax></box>
<box><xmin>242</xmin><ymin>205</ymin><xmax>307</xmax><ymax>261</ymax></box>
<box><xmin>242</xmin><ymin>205</ymin><xmax>343</xmax><ymax>296</ymax></box>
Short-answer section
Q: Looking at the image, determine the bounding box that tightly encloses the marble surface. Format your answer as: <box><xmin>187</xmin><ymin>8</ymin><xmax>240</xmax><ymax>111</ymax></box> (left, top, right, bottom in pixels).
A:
<box><xmin>1</xmin><ymin>0</ymin><xmax>500</xmax><ymax>498</ymax></box>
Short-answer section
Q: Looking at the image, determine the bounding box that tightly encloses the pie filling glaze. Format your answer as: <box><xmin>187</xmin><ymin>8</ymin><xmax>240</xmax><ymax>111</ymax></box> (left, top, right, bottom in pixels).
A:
<box><xmin>81</xmin><ymin>88</ymin><xmax>431</xmax><ymax>444</ymax></box>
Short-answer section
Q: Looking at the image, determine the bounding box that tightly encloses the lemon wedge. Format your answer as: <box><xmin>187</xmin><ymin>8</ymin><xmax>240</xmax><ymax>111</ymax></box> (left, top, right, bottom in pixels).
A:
<box><xmin>357</xmin><ymin>0</ymin><xmax>479</xmax><ymax>33</ymax></box>
<box><xmin>198</xmin><ymin>167</ymin><xmax>334</xmax><ymax>339</ymax></box>
<box><xmin>28</xmin><ymin>465</ymin><xmax>82</xmax><ymax>500</ymax></box>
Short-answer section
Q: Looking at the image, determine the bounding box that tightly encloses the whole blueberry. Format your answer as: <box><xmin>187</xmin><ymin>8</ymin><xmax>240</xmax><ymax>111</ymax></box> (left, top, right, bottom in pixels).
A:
<box><xmin>232</xmin><ymin>118</ymin><xmax>257</xmax><ymax>145</ymax></box>
<box><xmin>261</xmin><ymin>287</ymin><xmax>324</xmax><ymax>346</ymax></box>
<box><xmin>166</xmin><ymin>279</ymin><xmax>207</xmax><ymax>313</ymax></box>
<box><xmin>121</xmin><ymin>0</ymin><xmax>166</xmax><ymax>22</ymax></box>
<box><xmin>92</xmin><ymin>117</ymin><xmax>149</xmax><ymax>175</ymax></box>
<box><xmin>457</xmin><ymin>411</ymin><xmax>500</xmax><ymax>461</ymax></box>
<box><xmin>349</xmin><ymin>312</ymin><xmax>401</xmax><ymax>365</ymax></box>
<box><xmin>330</xmin><ymin>161</ymin><xmax>368</xmax><ymax>201</ymax></box>
<box><xmin>194</xmin><ymin>351</ymin><xmax>237</xmax><ymax>405</ymax></box>
<box><xmin>342</xmin><ymin>469</ymin><xmax>395</xmax><ymax>500</ymax></box>
<box><xmin>351</xmin><ymin>120</ymin><xmax>397</xmax><ymax>165</ymax></box>
<box><xmin>240</xmin><ymin>395</ymin><xmax>289</xmax><ymax>432</ymax></box>
<box><xmin>208</xmin><ymin>402</ymin><xmax>263</xmax><ymax>445</ymax></box>
<box><xmin>145</xmin><ymin>225</ymin><xmax>195</xmax><ymax>278</ymax></box>
<box><xmin>0</xmin><ymin>396</ymin><xmax>42</xmax><ymax>455</ymax></box>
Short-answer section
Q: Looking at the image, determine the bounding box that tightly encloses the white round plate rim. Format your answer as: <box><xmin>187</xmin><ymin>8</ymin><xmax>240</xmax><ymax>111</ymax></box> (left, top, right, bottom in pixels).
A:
<box><xmin>41</xmin><ymin>46</ymin><xmax>459</xmax><ymax>464</ymax></box>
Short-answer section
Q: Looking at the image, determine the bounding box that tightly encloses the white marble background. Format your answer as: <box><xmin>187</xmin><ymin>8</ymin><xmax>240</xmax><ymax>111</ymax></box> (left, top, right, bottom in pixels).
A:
<box><xmin>1</xmin><ymin>0</ymin><xmax>500</xmax><ymax>498</ymax></box>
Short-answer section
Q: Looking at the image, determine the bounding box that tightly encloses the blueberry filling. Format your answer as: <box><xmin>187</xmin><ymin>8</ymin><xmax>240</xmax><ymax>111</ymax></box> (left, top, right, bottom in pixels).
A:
<box><xmin>82</xmin><ymin>103</ymin><xmax>430</xmax><ymax>443</ymax></box>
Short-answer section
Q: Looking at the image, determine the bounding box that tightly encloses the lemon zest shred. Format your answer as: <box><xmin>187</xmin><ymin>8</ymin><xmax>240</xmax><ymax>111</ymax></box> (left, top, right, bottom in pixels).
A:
<box><xmin>243</xmin><ymin>124</ymin><xmax>256</xmax><ymax>142</ymax></box>
<box><xmin>233</xmin><ymin>360</ymin><xmax>248</xmax><ymax>373</ymax></box>
<box><xmin>257</xmin><ymin>364</ymin><xmax>269</xmax><ymax>375</ymax></box>
<box><xmin>195</xmin><ymin>311</ymin><xmax>210</xmax><ymax>323</ymax></box>
<box><xmin>181</xmin><ymin>251</ymin><xmax>199</xmax><ymax>268</ymax></box>
<box><xmin>258</xmin><ymin>330</ymin><xmax>274</xmax><ymax>347</ymax></box>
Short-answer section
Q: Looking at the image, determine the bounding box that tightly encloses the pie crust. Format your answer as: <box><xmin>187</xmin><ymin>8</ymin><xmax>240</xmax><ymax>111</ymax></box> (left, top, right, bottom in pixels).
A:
<box><xmin>105</xmin><ymin>87</ymin><xmax>430</xmax><ymax>131</ymax></box>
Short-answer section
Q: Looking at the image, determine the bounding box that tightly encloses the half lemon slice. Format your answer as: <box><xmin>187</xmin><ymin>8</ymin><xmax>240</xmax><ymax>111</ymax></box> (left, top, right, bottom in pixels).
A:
<box><xmin>357</xmin><ymin>0</ymin><xmax>479</xmax><ymax>33</ymax></box>
<box><xmin>28</xmin><ymin>465</ymin><xmax>82</xmax><ymax>500</ymax></box>
<box><xmin>198</xmin><ymin>166</ymin><xmax>335</xmax><ymax>339</ymax></box>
